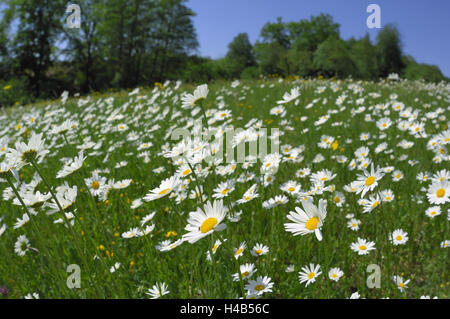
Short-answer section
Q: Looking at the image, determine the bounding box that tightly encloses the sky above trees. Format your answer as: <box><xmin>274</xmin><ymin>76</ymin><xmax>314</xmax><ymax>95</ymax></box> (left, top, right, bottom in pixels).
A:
<box><xmin>187</xmin><ymin>0</ymin><xmax>450</xmax><ymax>77</ymax></box>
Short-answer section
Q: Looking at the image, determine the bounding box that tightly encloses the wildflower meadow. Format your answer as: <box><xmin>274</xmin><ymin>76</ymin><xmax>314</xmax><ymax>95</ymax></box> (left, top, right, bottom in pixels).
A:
<box><xmin>0</xmin><ymin>76</ymin><xmax>448</xmax><ymax>299</ymax></box>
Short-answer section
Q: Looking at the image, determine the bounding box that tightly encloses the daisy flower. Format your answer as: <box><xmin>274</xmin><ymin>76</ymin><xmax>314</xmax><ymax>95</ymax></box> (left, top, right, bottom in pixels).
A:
<box><xmin>332</xmin><ymin>192</ymin><xmax>345</xmax><ymax>207</ymax></box>
<box><xmin>212</xmin><ymin>180</ymin><xmax>235</xmax><ymax>199</ymax></box>
<box><xmin>211</xmin><ymin>239</ymin><xmax>225</xmax><ymax>254</ymax></box>
<box><xmin>284</xmin><ymin>197</ymin><xmax>327</xmax><ymax>241</ymax></box>
<box><xmin>155</xmin><ymin>239</ymin><xmax>184</xmax><ymax>252</ymax></box>
<box><xmin>85</xmin><ymin>172</ymin><xmax>107</xmax><ymax>197</ymax></box>
<box><xmin>24</xmin><ymin>292</ymin><xmax>40</xmax><ymax>299</ymax></box>
<box><xmin>112</xmin><ymin>179</ymin><xmax>132</xmax><ymax>189</ymax></box>
<box><xmin>270</xmin><ymin>105</ymin><xmax>286</xmax><ymax>117</ymax></box>
<box><xmin>7</xmin><ymin>132</ymin><xmax>49</xmax><ymax>165</ymax></box>
<box><xmin>362</xmin><ymin>194</ymin><xmax>381</xmax><ymax>213</ymax></box>
<box><xmin>440</xmin><ymin>240</ymin><xmax>449</xmax><ymax>248</ymax></box>
<box><xmin>13</xmin><ymin>213</ymin><xmax>29</xmax><ymax>229</ymax></box>
<box><xmin>244</xmin><ymin>276</ymin><xmax>274</xmax><ymax>295</ymax></box>
<box><xmin>347</xmin><ymin>218</ymin><xmax>361</xmax><ymax>231</ymax></box>
<box><xmin>181</xmin><ymin>84</ymin><xmax>208</xmax><ymax>109</ymax></box>
<box><xmin>232</xmin><ymin>263</ymin><xmax>257</xmax><ymax>282</ymax></box>
<box><xmin>298</xmin><ymin>264</ymin><xmax>322</xmax><ymax>287</ymax></box>
<box><xmin>280</xmin><ymin>180</ymin><xmax>301</xmax><ymax>196</ymax></box>
<box><xmin>277</xmin><ymin>87</ymin><xmax>300</xmax><ymax>104</ymax></box>
<box><xmin>56</xmin><ymin>151</ymin><xmax>86</xmax><ymax>178</ymax></box>
<box><xmin>260</xmin><ymin>153</ymin><xmax>281</xmax><ymax>175</ymax></box>
<box><xmin>349</xmin><ymin>292</ymin><xmax>361</xmax><ymax>299</ymax></box>
<box><xmin>182</xmin><ymin>200</ymin><xmax>227</xmax><ymax>243</ymax></box>
<box><xmin>110</xmin><ymin>262</ymin><xmax>121</xmax><ymax>273</ymax></box>
<box><xmin>234</xmin><ymin>241</ymin><xmax>247</xmax><ymax>259</ymax></box>
<box><xmin>236</xmin><ymin>187</ymin><xmax>259</xmax><ymax>205</ymax></box>
<box><xmin>328</xmin><ymin>267</ymin><xmax>344</xmax><ymax>281</ymax></box>
<box><xmin>144</xmin><ymin>176</ymin><xmax>181</xmax><ymax>202</ymax></box>
<box><xmin>425</xmin><ymin>206</ymin><xmax>441</xmax><ymax>218</ymax></box>
<box><xmin>392</xmin><ymin>170</ymin><xmax>404</xmax><ymax>182</ymax></box>
<box><xmin>176</xmin><ymin>164</ymin><xmax>193</xmax><ymax>178</ymax></box>
<box><xmin>45</xmin><ymin>185</ymin><xmax>78</xmax><ymax>215</ymax></box>
<box><xmin>146</xmin><ymin>282</ymin><xmax>170</xmax><ymax>299</ymax></box>
<box><xmin>251</xmin><ymin>243</ymin><xmax>269</xmax><ymax>257</ymax></box>
<box><xmin>390</xmin><ymin>229</ymin><xmax>408</xmax><ymax>245</ymax></box>
<box><xmin>426</xmin><ymin>180</ymin><xmax>449</xmax><ymax>205</ymax></box>
<box><xmin>350</xmin><ymin>238</ymin><xmax>376</xmax><ymax>255</ymax></box>
<box><xmin>310</xmin><ymin>169</ymin><xmax>336</xmax><ymax>184</ymax></box>
<box><xmin>14</xmin><ymin>235</ymin><xmax>31</xmax><ymax>256</ymax></box>
<box><xmin>392</xmin><ymin>275</ymin><xmax>410</xmax><ymax>292</ymax></box>
<box><xmin>380</xmin><ymin>189</ymin><xmax>395</xmax><ymax>202</ymax></box>
<box><xmin>354</xmin><ymin>164</ymin><xmax>385</xmax><ymax>198</ymax></box>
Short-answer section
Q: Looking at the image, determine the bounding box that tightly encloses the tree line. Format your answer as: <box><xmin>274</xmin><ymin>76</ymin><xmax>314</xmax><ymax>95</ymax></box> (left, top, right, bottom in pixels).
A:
<box><xmin>0</xmin><ymin>2</ymin><xmax>447</xmax><ymax>107</ymax></box>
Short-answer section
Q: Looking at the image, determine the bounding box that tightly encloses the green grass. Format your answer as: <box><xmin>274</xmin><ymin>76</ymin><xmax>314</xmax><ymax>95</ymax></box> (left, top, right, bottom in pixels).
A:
<box><xmin>0</xmin><ymin>77</ymin><xmax>448</xmax><ymax>299</ymax></box>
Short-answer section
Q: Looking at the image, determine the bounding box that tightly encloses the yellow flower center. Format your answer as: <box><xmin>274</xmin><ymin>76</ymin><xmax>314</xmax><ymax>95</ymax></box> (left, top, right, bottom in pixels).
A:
<box><xmin>92</xmin><ymin>181</ymin><xmax>100</xmax><ymax>189</ymax></box>
<box><xmin>255</xmin><ymin>249</ymin><xmax>263</xmax><ymax>255</ymax></box>
<box><xmin>235</xmin><ymin>248</ymin><xmax>244</xmax><ymax>255</ymax></box>
<box><xmin>331</xmin><ymin>274</ymin><xmax>337</xmax><ymax>278</ymax></box>
<box><xmin>182</xmin><ymin>169</ymin><xmax>191</xmax><ymax>176</ymax></box>
<box><xmin>158</xmin><ymin>188</ymin><xmax>171</xmax><ymax>196</ymax></box>
<box><xmin>242</xmin><ymin>271</ymin><xmax>250</xmax><ymax>277</ymax></box>
<box><xmin>396</xmin><ymin>235</ymin><xmax>402</xmax><ymax>241</ymax></box>
<box><xmin>221</xmin><ymin>188</ymin><xmax>230</xmax><ymax>195</ymax></box>
<box><xmin>305</xmin><ymin>217</ymin><xmax>319</xmax><ymax>230</ymax></box>
<box><xmin>288</xmin><ymin>187</ymin><xmax>295</xmax><ymax>192</ymax></box>
<box><xmin>399</xmin><ymin>283</ymin><xmax>405</xmax><ymax>288</ymax></box>
<box><xmin>436</xmin><ymin>188</ymin><xmax>445</xmax><ymax>198</ymax></box>
<box><xmin>359</xmin><ymin>245</ymin><xmax>367</xmax><ymax>250</ymax></box>
<box><xmin>200</xmin><ymin>217</ymin><xmax>218</xmax><ymax>233</ymax></box>
<box><xmin>334</xmin><ymin>196</ymin><xmax>340</xmax><ymax>203</ymax></box>
<box><xmin>255</xmin><ymin>284</ymin><xmax>265</xmax><ymax>291</ymax></box>
<box><xmin>365</xmin><ymin>176</ymin><xmax>375</xmax><ymax>186</ymax></box>
<box><xmin>307</xmin><ymin>272</ymin><xmax>315</xmax><ymax>279</ymax></box>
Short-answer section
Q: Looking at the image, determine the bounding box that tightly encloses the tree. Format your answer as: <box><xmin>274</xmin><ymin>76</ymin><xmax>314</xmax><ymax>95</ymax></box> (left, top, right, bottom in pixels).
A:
<box><xmin>376</xmin><ymin>24</ymin><xmax>405</xmax><ymax>77</ymax></box>
<box><xmin>63</xmin><ymin>0</ymin><xmax>104</xmax><ymax>93</ymax></box>
<box><xmin>225</xmin><ymin>32</ymin><xmax>255</xmax><ymax>78</ymax></box>
<box><xmin>349</xmin><ymin>34</ymin><xmax>378</xmax><ymax>79</ymax></box>
<box><xmin>403</xmin><ymin>55</ymin><xmax>447</xmax><ymax>83</ymax></box>
<box><xmin>151</xmin><ymin>0</ymin><xmax>198</xmax><ymax>82</ymax></box>
<box><xmin>5</xmin><ymin>0</ymin><xmax>65</xmax><ymax>97</ymax></box>
<box><xmin>287</xmin><ymin>13</ymin><xmax>340</xmax><ymax>52</ymax></box>
<box><xmin>313</xmin><ymin>36</ymin><xmax>357</xmax><ymax>78</ymax></box>
<box><xmin>254</xmin><ymin>17</ymin><xmax>290</xmax><ymax>76</ymax></box>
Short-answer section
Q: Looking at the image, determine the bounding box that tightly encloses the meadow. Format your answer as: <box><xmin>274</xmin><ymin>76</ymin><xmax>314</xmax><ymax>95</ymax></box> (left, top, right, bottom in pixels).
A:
<box><xmin>0</xmin><ymin>76</ymin><xmax>448</xmax><ymax>299</ymax></box>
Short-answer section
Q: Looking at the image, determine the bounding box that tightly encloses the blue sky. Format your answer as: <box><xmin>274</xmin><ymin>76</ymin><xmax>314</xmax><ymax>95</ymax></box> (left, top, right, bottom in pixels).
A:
<box><xmin>187</xmin><ymin>0</ymin><xmax>450</xmax><ymax>77</ymax></box>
